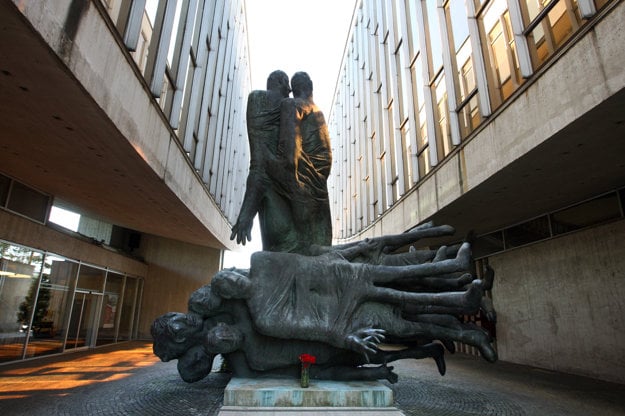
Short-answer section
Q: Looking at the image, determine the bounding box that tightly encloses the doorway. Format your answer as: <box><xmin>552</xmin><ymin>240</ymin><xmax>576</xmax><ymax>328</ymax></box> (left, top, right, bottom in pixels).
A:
<box><xmin>65</xmin><ymin>291</ymin><xmax>102</xmax><ymax>350</ymax></box>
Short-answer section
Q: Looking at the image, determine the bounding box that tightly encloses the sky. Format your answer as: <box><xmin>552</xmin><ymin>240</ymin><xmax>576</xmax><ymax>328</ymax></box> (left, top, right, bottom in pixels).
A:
<box><xmin>223</xmin><ymin>0</ymin><xmax>357</xmax><ymax>268</ymax></box>
<box><xmin>244</xmin><ymin>0</ymin><xmax>357</xmax><ymax>116</ymax></box>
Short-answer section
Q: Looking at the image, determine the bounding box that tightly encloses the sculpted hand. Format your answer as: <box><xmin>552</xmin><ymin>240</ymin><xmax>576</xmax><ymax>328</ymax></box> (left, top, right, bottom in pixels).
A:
<box><xmin>346</xmin><ymin>328</ymin><xmax>386</xmax><ymax>361</ymax></box>
<box><xmin>230</xmin><ymin>217</ymin><xmax>253</xmax><ymax>245</ymax></box>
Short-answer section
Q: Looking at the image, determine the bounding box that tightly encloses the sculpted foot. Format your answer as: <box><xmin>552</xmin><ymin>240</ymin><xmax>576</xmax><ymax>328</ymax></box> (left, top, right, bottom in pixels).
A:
<box><xmin>462</xmin><ymin>279</ymin><xmax>483</xmax><ymax>313</ymax></box>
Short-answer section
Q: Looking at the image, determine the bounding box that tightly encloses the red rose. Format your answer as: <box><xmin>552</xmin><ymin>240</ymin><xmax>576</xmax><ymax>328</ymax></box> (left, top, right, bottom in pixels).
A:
<box><xmin>299</xmin><ymin>353</ymin><xmax>316</xmax><ymax>367</ymax></box>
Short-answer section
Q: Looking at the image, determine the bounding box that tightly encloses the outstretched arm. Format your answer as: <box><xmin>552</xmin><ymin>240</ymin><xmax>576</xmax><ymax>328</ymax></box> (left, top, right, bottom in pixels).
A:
<box><xmin>230</xmin><ymin>172</ymin><xmax>263</xmax><ymax>245</ymax></box>
<box><xmin>331</xmin><ymin>223</ymin><xmax>457</xmax><ymax>264</ymax></box>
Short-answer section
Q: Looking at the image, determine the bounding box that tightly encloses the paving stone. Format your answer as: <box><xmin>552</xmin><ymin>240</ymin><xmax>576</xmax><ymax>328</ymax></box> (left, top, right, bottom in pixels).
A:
<box><xmin>1</xmin><ymin>342</ymin><xmax>624</xmax><ymax>416</ymax></box>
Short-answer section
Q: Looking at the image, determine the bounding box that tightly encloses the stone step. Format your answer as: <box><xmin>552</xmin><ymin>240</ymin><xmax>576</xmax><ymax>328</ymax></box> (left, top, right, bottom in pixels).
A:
<box><xmin>217</xmin><ymin>406</ymin><xmax>405</xmax><ymax>415</ymax></box>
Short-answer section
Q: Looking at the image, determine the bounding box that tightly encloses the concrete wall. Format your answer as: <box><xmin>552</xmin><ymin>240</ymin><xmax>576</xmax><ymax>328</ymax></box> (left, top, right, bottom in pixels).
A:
<box><xmin>10</xmin><ymin>0</ymin><xmax>236</xmax><ymax>248</ymax></box>
<box><xmin>135</xmin><ymin>234</ymin><xmax>222</xmax><ymax>339</ymax></box>
<box><xmin>490</xmin><ymin>219</ymin><xmax>625</xmax><ymax>384</ymax></box>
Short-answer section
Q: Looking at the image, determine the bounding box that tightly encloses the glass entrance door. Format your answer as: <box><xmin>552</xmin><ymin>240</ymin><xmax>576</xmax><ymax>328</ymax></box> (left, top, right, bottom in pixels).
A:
<box><xmin>65</xmin><ymin>291</ymin><xmax>102</xmax><ymax>350</ymax></box>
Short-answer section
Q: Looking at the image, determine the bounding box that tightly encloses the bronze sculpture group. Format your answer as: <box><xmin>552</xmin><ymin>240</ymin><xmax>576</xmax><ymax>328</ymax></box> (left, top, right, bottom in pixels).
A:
<box><xmin>151</xmin><ymin>71</ymin><xmax>497</xmax><ymax>385</ymax></box>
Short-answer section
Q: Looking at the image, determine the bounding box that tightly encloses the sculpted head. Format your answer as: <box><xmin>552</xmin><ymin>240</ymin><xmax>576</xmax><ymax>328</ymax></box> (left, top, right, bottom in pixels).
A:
<box><xmin>204</xmin><ymin>322</ymin><xmax>243</xmax><ymax>354</ymax></box>
<box><xmin>151</xmin><ymin>312</ymin><xmax>203</xmax><ymax>361</ymax></box>
<box><xmin>267</xmin><ymin>70</ymin><xmax>290</xmax><ymax>98</ymax></box>
<box><xmin>177</xmin><ymin>345</ymin><xmax>216</xmax><ymax>383</ymax></box>
<box><xmin>211</xmin><ymin>268</ymin><xmax>252</xmax><ymax>299</ymax></box>
<box><xmin>188</xmin><ymin>284</ymin><xmax>222</xmax><ymax>317</ymax></box>
<box><xmin>291</xmin><ymin>71</ymin><xmax>313</xmax><ymax>99</ymax></box>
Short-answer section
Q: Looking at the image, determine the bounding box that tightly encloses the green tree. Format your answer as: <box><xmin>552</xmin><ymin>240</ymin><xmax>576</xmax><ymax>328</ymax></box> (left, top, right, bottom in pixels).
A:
<box><xmin>17</xmin><ymin>275</ymin><xmax>51</xmax><ymax>328</ymax></box>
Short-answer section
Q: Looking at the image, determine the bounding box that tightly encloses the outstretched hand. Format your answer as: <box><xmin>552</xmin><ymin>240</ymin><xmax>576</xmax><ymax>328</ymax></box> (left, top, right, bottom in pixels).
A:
<box><xmin>346</xmin><ymin>328</ymin><xmax>386</xmax><ymax>361</ymax></box>
<box><xmin>230</xmin><ymin>217</ymin><xmax>253</xmax><ymax>245</ymax></box>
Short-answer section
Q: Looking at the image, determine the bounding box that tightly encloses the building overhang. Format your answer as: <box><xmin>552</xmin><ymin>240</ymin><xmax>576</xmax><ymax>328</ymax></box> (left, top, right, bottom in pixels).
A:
<box><xmin>0</xmin><ymin>1</ymin><xmax>236</xmax><ymax>250</ymax></box>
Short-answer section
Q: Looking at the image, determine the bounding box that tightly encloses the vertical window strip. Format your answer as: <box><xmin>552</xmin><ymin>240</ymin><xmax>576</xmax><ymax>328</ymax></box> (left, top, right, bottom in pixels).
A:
<box><xmin>466</xmin><ymin>0</ymin><xmax>493</xmax><ymax>117</ymax></box>
<box><xmin>123</xmin><ymin>0</ymin><xmax>147</xmax><ymax>51</ymax></box>
<box><xmin>145</xmin><ymin>0</ymin><xmax>177</xmax><ymax>97</ymax></box>
<box><xmin>191</xmin><ymin>3</ymin><xmax>223</xmax><ymax>174</ymax></box>
<box><xmin>437</xmin><ymin>1</ymin><xmax>462</xmax><ymax>146</ymax></box>
<box><xmin>507</xmin><ymin>0</ymin><xmax>534</xmax><ymax>77</ymax></box>
<box><xmin>201</xmin><ymin>3</ymin><xmax>229</xmax><ymax>185</ymax></box>
<box><xmin>210</xmin><ymin>6</ymin><xmax>237</xmax><ymax>196</ymax></box>
<box><xmin>577</xmin><ymin>0</ymin><xmax>597</xmax><ymax>17</ymax></box>
<box><xmin>169</xmin><ymin>0</ymin><xmax>199</xmax><ymax>130</ymax></box>
<box><xmin>414</xmin><ymin>0</ymin><xmax>440</xmax><ymax>166</ymax></box>
<box><xmin>383</xmin><ymin>0</ymin><xmax>406</xmax><ymax>201</ymax></box>
<box><xmin>181</xmin><ymin>2</ymin><xmax>211</xmax><ymax>153</ymax></box>
<box><xmin>396</xmin><ymin>1</ymin><xmax>420</xmax><ymax>185</ymax></box>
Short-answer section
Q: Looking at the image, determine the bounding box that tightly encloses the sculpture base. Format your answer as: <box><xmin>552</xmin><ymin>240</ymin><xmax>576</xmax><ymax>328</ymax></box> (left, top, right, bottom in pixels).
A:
<box><xmin>218</xmin><ymin>378</ymin><xmax>404</xmax><ymax>415</ymax></box>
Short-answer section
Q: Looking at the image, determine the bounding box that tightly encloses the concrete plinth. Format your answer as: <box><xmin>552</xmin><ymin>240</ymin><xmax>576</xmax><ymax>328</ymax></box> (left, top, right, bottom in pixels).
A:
<box><xmin>218</xmin><ymin>378</ymin><xmax>404</xmax><ymax>415</ymax></box>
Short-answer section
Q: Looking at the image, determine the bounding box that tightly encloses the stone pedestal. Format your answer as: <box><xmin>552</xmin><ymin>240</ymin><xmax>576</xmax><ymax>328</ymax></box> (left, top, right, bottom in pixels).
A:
<box><xmin>217</xmin><ymin>378</ymin><xmax>405</xmax><ymax>415</ymax></box>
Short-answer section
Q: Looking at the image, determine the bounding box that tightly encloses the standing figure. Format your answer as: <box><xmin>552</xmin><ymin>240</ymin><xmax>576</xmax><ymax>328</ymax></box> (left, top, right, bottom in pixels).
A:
<box><xmin>270</xmin><ymin>71</ymin><xmax>333</xmax><ymax>252</ymax></box>
<box><xmin>232</xmin><ymin>71</ymin><xmax>333</xmax><ymax>254</ymax></box>
<box><xmin>230</xmin><ymin>70</ymin><xmax>298</xmax><ymax>251</ymax></box>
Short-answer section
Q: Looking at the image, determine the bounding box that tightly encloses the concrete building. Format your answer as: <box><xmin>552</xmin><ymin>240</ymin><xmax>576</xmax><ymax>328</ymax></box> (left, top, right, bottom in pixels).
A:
<box><xmin>329</xmin><ymin>0</ymin><xmax>625</xmax><ymax>384</ymax></box>
<box><xmin>0</xmin><ymin>0</ymin><xmax>250</xmax><ymax>363</ymax></box>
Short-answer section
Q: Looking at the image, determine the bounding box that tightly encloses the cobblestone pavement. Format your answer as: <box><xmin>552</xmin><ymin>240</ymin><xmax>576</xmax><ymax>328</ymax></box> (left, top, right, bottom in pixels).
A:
<box><xmin>1</xmin><ymin>341</ymin><xmax>624</xmax><ymax>416</ymax></box>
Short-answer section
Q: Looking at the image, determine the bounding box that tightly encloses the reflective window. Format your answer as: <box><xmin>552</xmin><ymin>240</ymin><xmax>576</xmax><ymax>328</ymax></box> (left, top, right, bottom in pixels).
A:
<box><xmin>410</xmin><ymin>54</ymin><xmax>432</xmax><ymax>178</ymax></box>
<box><xmin>0</xmin><ymin>242</ymin><xmax>44</xmax><ymax>362</ymax></box>
<box><xmin>522</xmin><ymin>0</ymin><xmax>581</xmax><ymax>68</ymax></box>
<box><xmin>0</xmin><ymin>174</ymin><xmax>9</xmax><ymax>207</ymax></box>
<box><xmin>473</xmin><ymin>231</ymin><xmax>505</xmax><ymax>258</ymax></box>
<box><xmin>445</xmin><ymin>0</ymin><xmax>482</xmax><ymax>138</ymax></box>
<box><xmin>118</xmin><ymin>277</ymin><xmax>138</xmax><ymax>341</ymax></box>
<box><xmin>551</xmin><ymin>193</ymin><xmax>621</xmax><ymax>235</ymax></box>
<box><xmin>504</xmin><ymin>216</ymin><xmax>551</xmax><ymax>248</ymax></box>
<box><xmin>434</xmin><ymin>74</ymin><xmax>453</xmax><ymax>158</ymax></box>
<box><xmin>405</xmin><ymin>0</ymin><xmax>421</xmax><ymax>60</ymax></box>
<box><xmin>97</xmin><ymin>272</ymin><xmax>125</xmax><ymax>346</ymax></box>
<box><xmin>425</xmin><ymin>0</ymin><xmax>443</xmax><ymax>74</ymax></box>
<box><xmin>0</xmin><ymin>238</ymin><xmax>144</xmax><ymax>363</ymax></box>
<box><xmin>478</xmin><ymin>0</ymin><xmax>523</xmax><ymax>105</ymax></box>
<box><xmin>65</xmin><ymin>265</ymin><xmax>106</xmax><ymax>350</ymax></box>
<box><xmin>6</xmin><ymin>181</ymin><xmax>50</xmax><ymax>223</ymax></box>
<box><xmin>24</xmin><ymin>254</ymin><xmax>78</xmax><ymax>359</ymax></box>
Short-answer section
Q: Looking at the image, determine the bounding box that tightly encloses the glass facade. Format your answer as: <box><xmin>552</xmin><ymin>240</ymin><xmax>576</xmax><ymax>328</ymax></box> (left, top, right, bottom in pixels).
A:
<box><xmin>0</xmin><ymin>240</ymin><xmax>143</xmax><ymax>363</ymax></box>
<box><xmin>329</xmin><ymin>0</ymin><xmax>616</xmax><ymax>239</ymax></box>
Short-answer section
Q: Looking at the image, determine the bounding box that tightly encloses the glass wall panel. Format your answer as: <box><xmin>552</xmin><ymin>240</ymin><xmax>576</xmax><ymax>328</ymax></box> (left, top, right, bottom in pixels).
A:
<box><xmin>24</xmin><ymin>254</ymin><xmax>79</xmax><ymax>359</ymax></box>
<box><xmin>410</xmin><ymin>54</ymin><xmax>432</xmax><ymax>178</ymax></box>
<box><xmin>0</xmin><ymin>242</ymin><xmax>44</xmax><ymax>363</ymax></box>
<box><xmin>132</xmin><ymin>279</ymin><xmax>144</xmax><ymax>339</ymax></box>
<box><xmin>426</xmin><ymin>0</ymin><xmax>443</xmax><ymax>74</ymax></box>
<box><xmin>523</xmin><ymin>0</ymin><xmax>581</xmax><ymax>68</ymax></box>
<box><xmin>479</xmin><ymin>0</ymin><xmax>523</xmax><ymax>105</ymax></box>
<box><xmin>434</xmin><ymin>74</ymin><xmax>453</xmax><ymax>158</ymax></box>
<box><xmin>65</xmin><ymin>265</ymin><xmax>106</xmax><ymax>350</ymax></box>
<box><xmin>97</xmin><ymin>272</ymin><xmax>125</xmax><ymax>346</ymax></box>
<box><xmin>551</xmin><ymin>193</ymin><xmax>621</xmax><ymax>235</ymax></box>
<box><xmin>504</xmin><ymin>216</ymin><xmax>551</xmax><ymax>248</ymax></box>
<box><xmin>473</xmin><ymin>231</ymin><xmax>505</xmax><ymax>258</ymax></box>
<box><xmin>0</xmin><ymin>174</ymin><xmax>10</xmax><ymax>206</ymax></box>
<box><xmin>118</xmin><ymin>276</ymin><xmax>138</xmax><ymax>341</ymax></box>
<box><xmin>6</xmin><ymin>182</ymin><xmax>50</xmax><ymax>223</ymax></box>
<box><xmin>446</xmin><ymin>0</ymin><xmax>482</xmax><ymax>137</ymax></box>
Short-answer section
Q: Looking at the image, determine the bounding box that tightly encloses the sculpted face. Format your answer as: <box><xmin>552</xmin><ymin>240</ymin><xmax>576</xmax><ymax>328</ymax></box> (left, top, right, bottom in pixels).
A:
<box><xmin>290</xmin><ymin>71</ymin><xmax>313</xmax><ymax>98</ymax></box>
<box><xmin>204</xmin><ymin>322</ymin><xmax>243</xmax><ymax>354</ymax></box>
<box><xmin>212</xmin><ymin>269</ymin><xmax>252</xmax><ymax>299</ymax></box>
<box><xmin>151</xmin><ymin>312</ymin><xmax>202</xmax><ymax>362</ymax></box>
<box><xmin>267</xmin><ymin>70</ymin><xmax>291</xmax><ymax>98</ymax></box>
